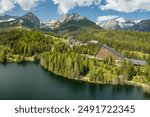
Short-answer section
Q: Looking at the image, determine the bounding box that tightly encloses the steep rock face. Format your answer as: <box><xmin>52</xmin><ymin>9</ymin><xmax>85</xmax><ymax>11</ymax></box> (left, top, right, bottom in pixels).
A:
<box><xmin>40</xmin><ymin>20</ymin><xmax>57</xmax><ymax>29</ymax></box>
<box><xmin>15</xmin><ymin>12</ymin><xmax>40</xmax><ymax>28</ymax></box>
<box><xmin>132</xmin><ymin>19</ymin><xmax>150</xmax><ymax>32</ymax></box>
<box><xmin>97</xmin><ymin>17</ymin><xmax>140</xmax><ymax>30</ymax></box>
<box><xmin>59</xmin><ymin>13</ymin><xmax>86</xmax><ymax>23</ymax></box>
<box><xmin>52</xmin><ymin>13</ymin><xmax>101</xmax><ymax>33</ymax></box>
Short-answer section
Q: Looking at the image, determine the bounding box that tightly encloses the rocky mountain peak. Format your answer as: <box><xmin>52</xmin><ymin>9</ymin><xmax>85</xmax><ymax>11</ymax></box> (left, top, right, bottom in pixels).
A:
<box><xmin>19</xmin><ymin>12</ymin><xmax>40</xmax><ymax>28</ymax></box>
<box><xmin>97</xmin><ymin>17</ymin><xmax>138</xmax><ymax>30</ymax></box>
<box><xmin>59</xmin><ymin>13</ymin><xmax>87</xmax><ymax>23</ymax></box>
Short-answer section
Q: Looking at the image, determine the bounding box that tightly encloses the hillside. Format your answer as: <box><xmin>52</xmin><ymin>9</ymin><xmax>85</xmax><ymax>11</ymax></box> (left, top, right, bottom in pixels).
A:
<box><xmin>0</xmin><ymin>12</ymin><xmax>40</xmax><ymax>28</ymax></box>
<box><xmin>0</xmin><ymin>15</ymin><xmax>18</xmax><ymax>22</ymax></box>
<box><xmin>97</xmin><ymin>17</ymin><xmax>150</xmax><ymax>32</ymax></box>
<box><xmin>132</xmin><ymin>19</ymin><xmax>150</xmax><ymax>32</ymax></box>
<box><xmin>52</xmin><ymin>13</ymin><xmax>101</xmax><ymax>33</ymax></box>
<box><xmin>0</xmin><ymin>29</ymin><xmax>150</xmax><ymax>92</ymax></box>
<box><xmin>97</xmin><ymin>17</ymin><xmax>136</xmax><ymax>30</ymax></box>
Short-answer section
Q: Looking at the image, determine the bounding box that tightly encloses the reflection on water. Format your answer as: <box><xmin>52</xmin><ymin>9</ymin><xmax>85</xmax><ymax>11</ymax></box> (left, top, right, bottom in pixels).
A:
<box><xmin>0</xmin><ymin>63</ymin><xmax>150</xmax><ymax>100</ymax></box>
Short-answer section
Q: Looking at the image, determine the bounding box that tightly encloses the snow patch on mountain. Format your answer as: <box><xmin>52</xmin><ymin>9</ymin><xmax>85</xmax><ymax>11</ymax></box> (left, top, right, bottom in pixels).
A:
<box><xmin>40</xmin><ymin>20</ymin><xmax>57</xmax><ymax>29</ymax></box>
<box><xmin>97</xmin><ymin>17</ymin><xmax>142</xmax><ymax>30</ymax></box>
<box><xmin>59</xmin><ymin>13</ymin><xmax>86</xmax><ymax>23</ymax></box>
<box><xmin>0</xmin><ymin>18</ymin><xmax>15</xmax><ymax>22</ymax></box>
<box><xmin>40</xmin><ymin>13</ymin><xmax>87</xmax><ymax>29</ymax></box>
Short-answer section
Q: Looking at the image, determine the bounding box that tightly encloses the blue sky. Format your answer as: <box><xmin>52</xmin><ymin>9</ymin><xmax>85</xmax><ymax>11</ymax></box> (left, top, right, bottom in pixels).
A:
<box><xmin>0</xmin><ymin>0</ymin><xmax>150</xmax><ymax>22</ymax></box>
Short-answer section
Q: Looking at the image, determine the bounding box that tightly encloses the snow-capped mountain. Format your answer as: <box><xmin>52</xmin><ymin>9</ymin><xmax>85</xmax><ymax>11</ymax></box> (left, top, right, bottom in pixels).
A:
<box><xmin>116</xmin><ymin>17</ymin><xmax>135</xmax><ymax>29</ymax></box>
<box><xmin>41</xmin><ymin>13</ymin><xmax>85</xmax><ymax>29</ymax></box>
<box><xmin>40</xmin><ymin>13</ymin><xmax>99</xmax><ymax>31</ymax></box>
<box><xmin>1</xmin><ymin>12</ymin><xmax>149</xmax><ymax>32</ymax></box>
<box><xmin>59</xmin><ymin>13</ymin><xmax>86</xmax><ymax>23</ymax></box>
<box><xmin>52</xmin><ymin>13</ymin><xmax>101</xmax><ymax>32</ymax></box>
<box><xmin>53</xmin><ymin>13</ymin><xmax>88</xmax><ymax>29</ymax></box>
<box><xmin>40</xmin><ymin>20</ymin><xmax>57</xmax><ymax>29</ymax></box>
<box><xmin>97</xmin><ymin>17</ymin><xmax>141</xmax><ymax>30</ymax></box>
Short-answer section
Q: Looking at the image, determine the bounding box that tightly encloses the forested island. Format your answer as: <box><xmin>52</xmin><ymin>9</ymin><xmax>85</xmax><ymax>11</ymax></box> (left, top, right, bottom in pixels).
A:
<box><xmin>0</xmin><ymin>29</ymin><xmax>150</xmax><ymax>93</ymax></box>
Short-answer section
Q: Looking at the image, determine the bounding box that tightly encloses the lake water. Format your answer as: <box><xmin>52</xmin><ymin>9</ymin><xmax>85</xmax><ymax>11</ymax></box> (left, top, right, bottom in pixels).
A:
<box><xmin>0</xmin><ymin>63</ymin><xmax>149</xmax><ymax>100</ymax></box>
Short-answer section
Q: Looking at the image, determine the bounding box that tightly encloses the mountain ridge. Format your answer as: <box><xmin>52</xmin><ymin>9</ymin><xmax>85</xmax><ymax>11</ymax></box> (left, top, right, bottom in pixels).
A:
<box><xmin>131</xmin><ymin>19</ymin><xmax>150</xmax><ymax>32</ymax></box>
<box><xmin>0</xmin><ymin>12</ymin><xmax>40</xmax><ymax>28</ymax></box>
<box><xmin>15</xmin><ymin>12</ymin><xmax>40</xmax><ymax>28</ymax></box>
<box><xmin>39</xmin><ymin>13</ymin><xmax>102</xmax><ymax>35</ymax></box>
<box><xmin>0</xmin><ymin>12</ymin><xmax>150</xmax><ymax>32</ymax></box>
<box><xmin>97</xmin><ymin>17</ymin><xmax>141</xmax><ymax>30</ymax></box>
<box><xmin>0</xmin><ymin>15</ymin><xmax>18</xmax><ymax>22</ymax></box>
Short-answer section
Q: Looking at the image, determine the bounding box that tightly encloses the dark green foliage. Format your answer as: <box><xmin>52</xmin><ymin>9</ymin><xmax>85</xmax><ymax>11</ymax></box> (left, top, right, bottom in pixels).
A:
<box><xmin>117</xmin><ymin>61</ymin><xmax>136</xmax><ymax>81</ymax></box>
<box><xmin>1</xmin><ymin>53</ymin><xmax>7</xmax><ymax>63</ymax></box>
<box><xmin>147</xmin><ymin>56</ymin><xmax>150</xmax><ymax>65</ymax></box>
<box><xmin>145</xmin><ymin>66</ymin><xmax>150</xmax><ymax>82</ymax></box>
<box><xmin>89</xmin><ymin>66</ymin><xmax>104</xmax><ymax>82</ymax></box>
<box><xmin>41</xmin><ymin>51</ymin><xmax>90</xmax><ymax>79</ymax></box>
<box><xmin>62</xmin><ymin>29</ymin><xmax>150</xmax><ymax>54</ymax></box>
<box><xmin>0</xmin><ymin>28</ymin><xmax>150</xmax><ymax>85</ymax></box>
<box><xmin>16</xmin><ymin>56</ymin><xmax>25</xmax><ymax>63</ymax></box>
<box><xmin>0</xmin><ymin>29</ymin><xmax>53</xmax><ymax>56</ymax></box>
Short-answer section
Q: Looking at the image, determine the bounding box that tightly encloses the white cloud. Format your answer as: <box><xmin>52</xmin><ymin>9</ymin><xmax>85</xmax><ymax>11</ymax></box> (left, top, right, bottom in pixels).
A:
<box><xmin>52</xmin><ymin>0</ymin><xmax>150</xmax><ymax>14</ymax></box>
<box><xmin>96</xmin><ymin>15</ymin><xmax>118</xmax><ymax>23</ymax></box>
<box><xmin>100</xmin><ymin>0</ymin><xmax>150</xmax><ymax>13</ymax></box>
<box><xmin>16</xmin><ymin>0</ymin><xmax>43</xmax><ymax>11</ymax></box>
<box><xmin>52</xmin><ymin>0</ymin><xmax>76</xmax><ymax>15</ymax></box>
<box><xmin>1</xmin><ymin>0</ymin><xmax>149</xmax><ymax>15</ymax></box>
<box><xmin>52</xmin><ymin>0</ymin><xmax>102</xmax><ymax>14</ymax></box>
<box><xmin>0</xmin><ymin>0</ymin><xmax>15</xmax><ymax>14</ymax></box>
<box><xmin>0</xmin><ymin>0</ymin><xmax>44</xmax><ymax>14</ymax></box>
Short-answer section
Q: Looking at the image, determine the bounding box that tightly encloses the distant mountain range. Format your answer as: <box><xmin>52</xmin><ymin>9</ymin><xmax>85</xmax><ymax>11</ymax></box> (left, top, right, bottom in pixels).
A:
<box><xmin>41</xmin><ymin>13</ymin><xmax>88</xmax><ymax>29</ymax></box>
<box><xmin>0</xmin><ymin>12</ymin><xmax>40</xmax><ymax>28</ymax></box>
<box><xmin>131</xmin><ymin>19</ymin><xmax>150</xmax><ymax>32</ymax></box>
<box><xmin>0</xmin><ymin>12</ymin><xmax>150</xmax><ymax>32</ymax></box>
<box><xmin>97</xmin><ymin>17</ymin><xmax>137</xmax><ymax>30</ymax></box>
<box><xmin>0</xmin><ymin>15</ymin><xmax>19</xmax><ymax>22</ymax></box>
<box><xmin>40</xmin><ymin>13</ymin><xmax>101</xmax><ymax>33</ymax></box>
<box><xmin>0</xmin><ymin>12</ymin><xmax>100</xmax><ymax>33</ymax></box>
<box><xmin>97</xmin><ymin>17</ymin><xmax>150</xmax><ymax>32</ymax></box>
